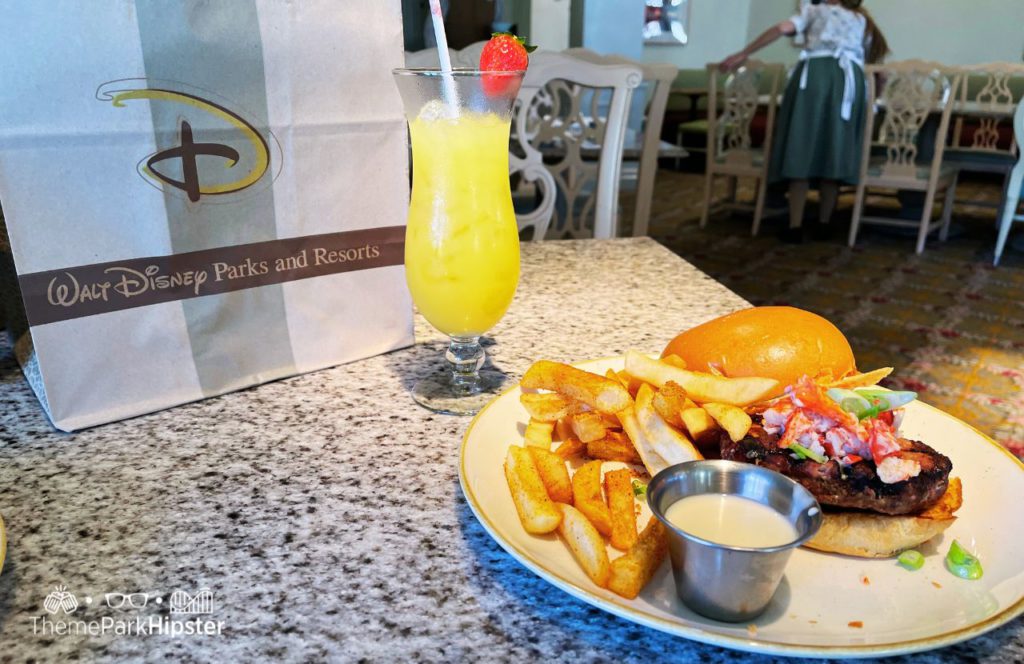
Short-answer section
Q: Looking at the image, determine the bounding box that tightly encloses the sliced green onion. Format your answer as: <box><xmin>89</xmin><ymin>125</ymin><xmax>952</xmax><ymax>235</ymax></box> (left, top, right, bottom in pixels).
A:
<box><xmin>827</xmin><ymin>388</ymin><xmax>872</xmax><ymax>418</ymax></box>
<box><xmin>945</xmin><ymin>540</ymin><xmax>983</xmax><ymax>580</ymax></box>
<box><xmin>789</xmin><ymin>442</ymin><xmax>827</xmax><ymax>464</ymax></box>
<box><xmin>898</xmin><ymin>549</ymin><xmax>925</xmax><ymax>570</ymax></box>
<box><xmin>632</xmin><ymin>480</ymin><xmax>647</xmax><ymax>499</ymax></box>
<box><xmin>827</xmin><ymin>387</ymin><xmax>917</xmax><ymax>420</ymax></box>
<box><xmin>855</xmin><ymin>389</ymin><xmax>917</xmax><ymax>409</ymax></box>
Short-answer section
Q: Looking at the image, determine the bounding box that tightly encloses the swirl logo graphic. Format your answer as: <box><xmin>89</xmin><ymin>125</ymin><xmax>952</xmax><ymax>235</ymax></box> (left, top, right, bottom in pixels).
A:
<box><xmin>97</xmin><ymin>80</ymin><xmax>276</xmax><ymax>202</ymax></box>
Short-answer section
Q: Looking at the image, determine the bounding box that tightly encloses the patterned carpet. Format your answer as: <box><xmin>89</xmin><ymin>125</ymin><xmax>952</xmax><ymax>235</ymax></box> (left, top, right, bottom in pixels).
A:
<box><xmin>631</xmin><ymin>171</ymin><xmax>1024</xmax><ymax>460</ymax></box>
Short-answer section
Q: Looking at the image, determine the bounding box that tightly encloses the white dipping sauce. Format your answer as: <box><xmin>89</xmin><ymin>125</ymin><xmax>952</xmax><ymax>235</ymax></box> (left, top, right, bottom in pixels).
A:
<box><xmin>664</xmin><ymin>494</ymin><xmax>797</xmax><ymax>548</ymax></box>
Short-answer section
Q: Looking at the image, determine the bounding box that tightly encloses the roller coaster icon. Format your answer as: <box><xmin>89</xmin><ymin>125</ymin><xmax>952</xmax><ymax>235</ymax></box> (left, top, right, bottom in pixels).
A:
<box><xmin>169</xmin><ymin>588</ymin><xmax>214</xmax><ymax>615</ymax></box>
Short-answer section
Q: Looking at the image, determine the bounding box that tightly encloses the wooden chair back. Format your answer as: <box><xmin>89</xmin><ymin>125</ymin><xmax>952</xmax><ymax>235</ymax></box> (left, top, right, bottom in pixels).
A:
<box><xmin>862</xmin><ymin>60</ymin><xmax>959</xmax><ymax>183</ymax></box>
<box><xmin>704</xmin><ymin>61</ymin><xmax>783</xmax><ymax>170</ymax></box>
<box><xmin>949</xmin><ymin>62</ymin><xmax>1024</xmax><ymax>156</ymax></box>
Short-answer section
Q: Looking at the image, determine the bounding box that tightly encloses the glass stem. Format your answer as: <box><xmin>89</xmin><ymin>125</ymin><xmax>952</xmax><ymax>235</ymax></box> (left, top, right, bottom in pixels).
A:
<box><xmin>446</xmin><ymin>336</ymin><xmax>485</xmax><ymax>395</ymax></box>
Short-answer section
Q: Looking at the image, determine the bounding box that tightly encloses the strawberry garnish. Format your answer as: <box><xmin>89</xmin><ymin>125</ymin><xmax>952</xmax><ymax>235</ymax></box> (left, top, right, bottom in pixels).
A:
<box><xmin>480</xmin><ymin>32</ymin><xmax>536</xmax><ymax>95</ymax></box>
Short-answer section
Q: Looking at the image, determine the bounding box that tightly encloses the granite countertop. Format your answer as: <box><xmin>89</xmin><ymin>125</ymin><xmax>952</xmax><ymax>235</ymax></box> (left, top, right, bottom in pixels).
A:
<box><xmin>0</xmin><ymin>238</ymin><xmax>1020</xmax><ymax>662</ymax></box>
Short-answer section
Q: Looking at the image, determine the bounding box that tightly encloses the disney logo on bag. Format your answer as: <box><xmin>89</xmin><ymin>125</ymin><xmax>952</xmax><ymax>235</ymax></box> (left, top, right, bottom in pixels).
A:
<box><xmin>46</xmin><ymin>265</ymin><xmax>209</xmax><ymax>307</ymax></box>
<box><xmin>96</xmin><ymin>79</ymin><xmax>281</xmax><ymax>203</ymax></box>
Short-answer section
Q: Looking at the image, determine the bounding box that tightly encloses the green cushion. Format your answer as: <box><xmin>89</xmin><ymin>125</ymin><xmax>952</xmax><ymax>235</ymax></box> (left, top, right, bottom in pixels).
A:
<box><xmin>677</xmin><ymin>119</ymin><xmax>709</xmax><ymax>134</ymax></box>
<box><xmin>668</xmin><ymin>70</ymin><xmax>709</xmax><ymax>113</ymax></box>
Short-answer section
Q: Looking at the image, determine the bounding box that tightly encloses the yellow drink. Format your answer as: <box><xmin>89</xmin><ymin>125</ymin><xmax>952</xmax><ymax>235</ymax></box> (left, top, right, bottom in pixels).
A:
<box><xmin>405</xmin><ymin>111</ymin><xmax>520</xmax><ymax>337</ymax></box>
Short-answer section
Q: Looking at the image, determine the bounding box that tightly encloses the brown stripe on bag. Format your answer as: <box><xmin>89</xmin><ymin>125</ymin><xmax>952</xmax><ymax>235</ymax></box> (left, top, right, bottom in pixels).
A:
<box><xmin>19</xmin><ymin>226</ymin><xmax>405</xmax><ymax>326</ymax></box>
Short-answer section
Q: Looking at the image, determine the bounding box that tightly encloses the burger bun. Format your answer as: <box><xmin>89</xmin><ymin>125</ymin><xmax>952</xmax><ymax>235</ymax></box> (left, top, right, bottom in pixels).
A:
<box><xmin>663</xmin><ymin>306</ymin><xmax>856</xmax><ymax>389</ymax></box>
<box><xmin>805</xmin><ymin>478</ymin><xmax>962</xmax><ymax>558</ymax></box>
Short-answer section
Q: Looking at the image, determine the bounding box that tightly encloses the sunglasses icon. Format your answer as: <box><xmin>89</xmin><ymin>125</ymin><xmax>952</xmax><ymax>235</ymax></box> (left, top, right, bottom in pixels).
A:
<box><xmin>104</xmin><ymin>593</ymin><xmax>149</xmax><ymax>609</ymax></box>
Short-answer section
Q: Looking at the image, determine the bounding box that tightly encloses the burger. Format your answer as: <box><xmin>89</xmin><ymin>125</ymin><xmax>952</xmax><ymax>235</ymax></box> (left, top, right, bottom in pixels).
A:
<box><xmin>663</xmin><ymin>306</ymin><xmax>856</xmax><ymax>390</ymax></box>
<box><xmin>664</xmin><ymin>306</ymin><xmax>961</xmax><ymax>558</ymax></box>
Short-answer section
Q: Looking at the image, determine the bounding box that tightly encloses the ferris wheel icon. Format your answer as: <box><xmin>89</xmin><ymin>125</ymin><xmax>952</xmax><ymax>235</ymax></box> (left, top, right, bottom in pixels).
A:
<box><xmin>169</xmin><ymin>588</ymin><xmax>214</xmax><ymax>614</ymax></box>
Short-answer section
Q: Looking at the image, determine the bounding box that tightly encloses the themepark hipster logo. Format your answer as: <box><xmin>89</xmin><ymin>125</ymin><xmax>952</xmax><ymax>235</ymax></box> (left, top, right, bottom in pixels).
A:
<box><xmin>33</xmin><ymin>583</ymin><xmax>224</xmax><ymax>639</ymax></box>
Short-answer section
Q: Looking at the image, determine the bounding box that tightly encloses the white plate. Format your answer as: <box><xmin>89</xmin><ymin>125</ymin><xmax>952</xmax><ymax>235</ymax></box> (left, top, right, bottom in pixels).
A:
<box><xmin>459</xmin><ymin>357</ymin><xmax>1024</xmax><ymax>659</ymax></box>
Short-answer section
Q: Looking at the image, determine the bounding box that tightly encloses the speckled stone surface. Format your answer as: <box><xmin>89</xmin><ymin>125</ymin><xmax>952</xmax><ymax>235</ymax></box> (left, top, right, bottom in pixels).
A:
<box><xmin>0</xmin><ymin>238</ymin><xmax>1020</xmax><ymax>662</ymax></box>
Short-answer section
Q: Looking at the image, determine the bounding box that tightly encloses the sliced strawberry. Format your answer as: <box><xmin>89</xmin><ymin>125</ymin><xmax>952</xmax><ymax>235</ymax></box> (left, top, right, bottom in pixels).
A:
<box><xmin>479</xmin><ymin>32</ymin><xmax>535</xmax><ymax>95</ymax></box>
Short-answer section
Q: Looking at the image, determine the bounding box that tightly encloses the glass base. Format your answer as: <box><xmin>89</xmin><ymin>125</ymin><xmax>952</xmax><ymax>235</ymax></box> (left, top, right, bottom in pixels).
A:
<box><xmin>411</xmin><ymin>369</ymin><xmax>510</xmax><ymax>416</ymax></box>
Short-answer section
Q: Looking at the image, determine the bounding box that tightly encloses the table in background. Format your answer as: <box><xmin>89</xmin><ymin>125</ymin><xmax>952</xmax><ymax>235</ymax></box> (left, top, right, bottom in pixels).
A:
<box><xmin>0</xmin><ymin>238</ymin><xmax>1021</xmax><ymax>661</ymax></box>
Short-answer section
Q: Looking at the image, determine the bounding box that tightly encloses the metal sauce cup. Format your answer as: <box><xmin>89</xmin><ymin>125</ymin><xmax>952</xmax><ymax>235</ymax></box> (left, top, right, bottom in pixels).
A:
<box><xmin>648</xmin><ymin>460</ymin><xmax>822</xmax><ymax>622</ymax></box>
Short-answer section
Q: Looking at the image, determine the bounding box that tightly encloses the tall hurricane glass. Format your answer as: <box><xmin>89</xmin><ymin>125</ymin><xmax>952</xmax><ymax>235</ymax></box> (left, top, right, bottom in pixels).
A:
<box><xmin>393</xmin><ymin>69</ymin><xmax>524</xmax><ymax>415</ymax></box>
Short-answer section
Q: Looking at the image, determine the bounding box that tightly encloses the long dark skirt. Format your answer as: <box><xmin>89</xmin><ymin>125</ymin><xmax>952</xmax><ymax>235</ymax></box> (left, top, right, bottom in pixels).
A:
<box><xmin>768</xmin><ymin>58</ymin><xmax>867</xmax><ymax>184</ymax></box>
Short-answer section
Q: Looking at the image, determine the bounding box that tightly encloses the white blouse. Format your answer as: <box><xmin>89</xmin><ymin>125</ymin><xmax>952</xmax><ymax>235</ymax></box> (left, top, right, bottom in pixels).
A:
<box><xmin>790</xmin><ymin>3</ymin><xmax>867</xmax><ymax>60</ymax></box>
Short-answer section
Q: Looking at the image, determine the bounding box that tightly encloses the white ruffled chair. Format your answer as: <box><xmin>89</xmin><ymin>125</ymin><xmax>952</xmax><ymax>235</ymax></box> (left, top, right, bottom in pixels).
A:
<box><xmin>563</xmin><ymin>48</ymin><xmax>679</xmax><ymax>238</ymax></box>
<box><xmin>995</xmin><ymin>98</ymin><xmax>1024</xmax><ymax>265</ymax></box>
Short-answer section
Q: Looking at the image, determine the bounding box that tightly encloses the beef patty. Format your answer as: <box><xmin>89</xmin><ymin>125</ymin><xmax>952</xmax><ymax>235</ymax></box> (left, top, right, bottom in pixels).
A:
<box><xmin>720</xmin><ymin>419</ymin><xmax>952</xmax><ymax>515</ymax></box>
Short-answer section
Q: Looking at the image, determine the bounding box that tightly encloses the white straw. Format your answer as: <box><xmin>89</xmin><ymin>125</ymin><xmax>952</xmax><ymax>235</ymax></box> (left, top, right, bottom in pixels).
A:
<box><xmin>428</xmin><ymin>0</ymin><xmax>459</xmax><ymax>114</ymax></box>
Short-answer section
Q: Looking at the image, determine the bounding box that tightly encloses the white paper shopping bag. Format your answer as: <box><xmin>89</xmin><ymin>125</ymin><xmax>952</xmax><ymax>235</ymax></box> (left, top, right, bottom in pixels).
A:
<box><xmin>0</xmin><ymin>0</ymin><xmax>412</xmax><ymax>431</ymax></box>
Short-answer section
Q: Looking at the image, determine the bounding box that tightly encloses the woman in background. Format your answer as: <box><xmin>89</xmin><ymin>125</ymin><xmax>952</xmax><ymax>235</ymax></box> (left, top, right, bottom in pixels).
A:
<box><xmin>721</xmin><ymin>0</ymin><xmax>889</xmax><ymax>241</ymax></box>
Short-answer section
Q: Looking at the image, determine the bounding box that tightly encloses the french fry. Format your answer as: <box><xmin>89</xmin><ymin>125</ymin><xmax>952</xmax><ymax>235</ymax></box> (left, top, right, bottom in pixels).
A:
<box><xmin>607</xmin><ymin>368</ymin><xmax>627</xmax><ymax>387</ymax></box>
<box><xmin>553</xmin><ymin>437</ymin><xmax>586</xmax><ymax>460</ymax></box>
<box><xmin>618</xmin><ymin>406</ymin><xmax>669</xmax><ymax>476</ymax></box>
<box><xmin>604</xmin><ymin>429</ymin><xmax>630</xmax><ymax>443</ymax></box>
<box><xmin>599</xmin><ymin>411</ymin><xmax>623</xmax><ymax>429</ymax></box>
<box><xmin>615</xmin><ymin>370</ymin><xmax>645</xmax><ymax>398</ymax></box>
<box><xmin>635</xmin><ymin>384</ymin><xmax>703</xmax><ymax>467</ymax></box>
<box><xmin>662</xmin><ymin>381</ymin><xmax>698</xmax><ymax>410</ymax></box>
<box><xmin>625</xmin><ymin>351</ymin><xmax>780</xmax><ymax>406</ymax></box>
<box><xmin>825</xmin><ymin>368</ymin><xmax>894</xmax><ymax>390</ymax></box>
<box><xmin>571</xmin><ymin>460</ymin><xmax>612</xmax><ymax>537</ymax></box>
<box><xmin>605</xmin><ymin>469</ymin><xmax>638</xmax><ymax>551</ymax></box>
<box><xmin>570</xmin><ymin>411</ymin><xmax>609</xmax><ymax>443</ymax></box>
<box><xmin>521</xmin><ymin>361</ymin><xmax>632</xmax><ymax>414</ymax></box>
<box><xmin>524</xmin><ymin>418</ymin><xmax>555</xmax><ymax>448</ymax></box>
<box><xmin>556</xmin><ymin>503</ymin><xmax>611</xmax><ymax>588</ymax></box>
<box><xmin>652</xmin><ymin>392</ymin><xmax>685</xmax><ymax>429</ymax></box>
<box><xmin>701</xmin><ymin>403</ymin><xmax>753</xmax><ymax>442</ymax></box>
<box><xmin>662</xmin><ymin>354</ymin><xmax>687</xmax><ymax>369</ymax></box>
<box><xmin>504</xmin><ymin>446</ymin><xmax>562</xmax><ymax>534</ymax></box>
<box><xmin>527</xmin><ymin>447</ymin><xmax>573</xmax><ymax>504</ymax></box>
<box><xmin>554</xmin><ymin>416</ymin><xmax>574</xmax><ymax>443</ymax></box>
<box><xmin>586</xmin><ymin>434</ymin><xmax>642</xmax><ymax>464</ymax></box>
<box><xmin>520</xmin><ymin>392</ymin><xmax>586</xmax><ymax>422</ymax></box>
<box><xmin>608</xmin><ymin>517</ymin><xmax>668</xmax><ymax>599</ymax></box>
<box><xmin>680</xmin><ymin>407</ymin><xmax>720</xmax><ymax>444</ymax></box>
<box><xmin>652</xmin><ymin>381</ymin><xmax>695</xmax><ymax>430</ymax></box>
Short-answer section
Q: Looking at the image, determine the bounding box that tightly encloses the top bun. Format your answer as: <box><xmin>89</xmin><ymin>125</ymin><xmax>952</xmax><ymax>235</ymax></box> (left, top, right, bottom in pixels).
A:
<box><xmin>662</xmin><ymin>306</ymin><xmax>856</xmax><ymax>388</ymax></box>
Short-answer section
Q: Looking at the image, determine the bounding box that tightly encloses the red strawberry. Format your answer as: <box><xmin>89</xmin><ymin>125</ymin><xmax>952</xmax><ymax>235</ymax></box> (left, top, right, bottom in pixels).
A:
<box><xmin>479</xmin><ymin>32</ymin><xmax>536</xmax><ymax>96</ymax></box>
